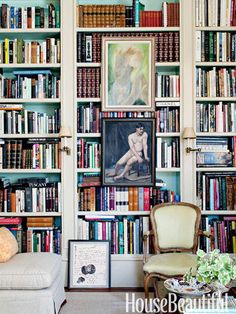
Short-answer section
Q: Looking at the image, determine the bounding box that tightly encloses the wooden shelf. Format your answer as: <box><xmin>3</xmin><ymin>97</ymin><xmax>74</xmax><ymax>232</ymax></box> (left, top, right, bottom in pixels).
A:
<box><xmin>0</xmin><ymin>134</ymin><xmax>59</xmax><ymax>139</ymax></box>
<box><xmin>156</xmin><ymin>168</ymin><xmax>181</xmax><ymax>172</ymax></box>
<box><xmin>196</xmin><ymin>132</ymin><xmax>236</xmax><ymax>137</ymax></box>
<box><xmin>201</xmin><ymin>211</ymin><xmax>236</xmax><ymax>215</ymax></box>
<box><xmin>196</xmin><ymin>167</ymin><xmax>236</xmax><ymax>172</ymax></box>
<box><xmin>156</xmin><ymin>102</ymin><xmax>180</xmax><ymax>107</ymax></box>
<box><xmin>0</xmin><ymin>28</ymin><xmax>61</xmax><ymax>34</ymax></box>
<box><xmin>77</xmin><ymin>62</ymin><xmax>101</xmax><ymax>67</ymax></box>
<box><xmin>0</xmin><ymin>169</ymin><xmax>61</xmax><ymax>173</ymax></box>
<box><xmin>0</xmin><ymin>98</ymin><xmax>61</xmax><ymax>103</ymax></box>
<box><xmin>77</xmin><ymin>62</ymin><xmax>180</xmax><ymax>68</ymax></box>
<box><xmin>195</xmin><ymin>26</ymin><xmax>236</xmax><ymax>31</ymax></box>
<box><xmin>77</xmin><ymin>133</ymin><xmax>101</xmax><ymax>137</ymax></box>
<box><xmin>77</xmin><ymin>211</ymin><xmax>150</xmax><ymax>216</ymax></box>
<box><xmin>156</xmin><ymin>132</ymin><xmax>180</xmax><ymax>137</ymax></box>
<box><xmin>77</xmin><ymin>168</ymin><xmax>101</xmax><ymax>173</ymax></box>
<box><xmin>76</xmin><ymin>27</ymin><xmax>180</xmax><ymax>32</ymax></box>
<box><xmin>0</xmin><ymin>64</ymin><xmax>61</xmax><ymax>68</ymax></box>
<box><xmin>155</xmin><ymin>62</ymin><xmax>180</xmax><ymax>67</ymax></box>
<box><xmin>155</xmin><ymin>97</ymin><xmax>180</xmax><ymax>101</ymax></box>
<box><xmin>0</xmin><ymin>212</ymin><xmax>62</xmax><ymax>217</ymax></box>
<box><xmin>77</xmin><ymin>98</ymin><xmax>101</xmax><ymax>102</ymax></box>
<box><xmin>196</xmin><ymin>97</ymin><xmax>236</xmax><ymax>101</ymax></box>
<box><xmin>196</xmin><ymin>62</ymin><xmax>236</xmax><ymax>66</ymax></box>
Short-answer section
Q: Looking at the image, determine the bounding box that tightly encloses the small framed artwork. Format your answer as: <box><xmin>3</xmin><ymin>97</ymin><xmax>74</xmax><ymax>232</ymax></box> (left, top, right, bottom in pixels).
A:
<box><xmin>68</xmin><ymin>240</ymin><xmax>111</xmax><ymax>289</ymax></box>
<box><xmin>102</xmin><ymin>118</ymin><xmax>156</xmax><ymax>186</ymax></box>
<box><xmin>101</xmin><ymin>37</ymin><xmax>155</xmax><ymax>112</ymax></box>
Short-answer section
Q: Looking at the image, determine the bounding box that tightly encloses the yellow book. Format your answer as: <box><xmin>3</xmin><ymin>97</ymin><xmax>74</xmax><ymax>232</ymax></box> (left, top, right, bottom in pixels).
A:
<box><xmin>4</xmin><ymin>38</ymin><xmax>9</xmax><ymax>64</ymax></box>
<box><xmin>232</xmin><ymin>221</ymin><xmax>236</xmax><ymax>253</ymax></box>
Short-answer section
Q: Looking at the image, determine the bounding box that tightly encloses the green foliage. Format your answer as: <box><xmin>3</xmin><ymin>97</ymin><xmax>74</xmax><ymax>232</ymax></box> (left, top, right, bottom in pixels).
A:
<box><xmin>184</xmin><ymin>249</ymin><xmax>236</xmax><ymax>286</ymax></box>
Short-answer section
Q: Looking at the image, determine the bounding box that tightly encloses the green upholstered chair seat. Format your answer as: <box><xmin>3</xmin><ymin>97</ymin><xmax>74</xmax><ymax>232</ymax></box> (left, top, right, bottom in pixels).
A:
<box><xmin>143</xmin><ymin>253</ymin><xmax>197</xmax><ymax>277</ymax></box>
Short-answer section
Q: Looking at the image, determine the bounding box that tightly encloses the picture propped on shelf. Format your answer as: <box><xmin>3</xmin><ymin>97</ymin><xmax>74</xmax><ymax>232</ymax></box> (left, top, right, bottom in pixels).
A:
<box><xmin>102</xmin><ymin>37</ymin><xmax>155</xmax><ymax>112</ymax></box>
<box><xmin>68</xmin><ymin>240</ymin><xmax>110</xmax><ymax>289</ymax></box>
<box><xmin>102</xmin><ymin>118</ymin><xmax>155</xmax><ymax>186</ymax></box>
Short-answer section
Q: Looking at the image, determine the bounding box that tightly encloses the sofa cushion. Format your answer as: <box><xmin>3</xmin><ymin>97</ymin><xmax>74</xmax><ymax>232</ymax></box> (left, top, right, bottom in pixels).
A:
<box><xmin>0</xmin><ymin>253</ymin><xmax>62</xmax><ymax>290</ymax></box>
<box><xmin>0</xmin><ymin>227</ymin><xmax>18</xmax><ymax>263</ymax></box>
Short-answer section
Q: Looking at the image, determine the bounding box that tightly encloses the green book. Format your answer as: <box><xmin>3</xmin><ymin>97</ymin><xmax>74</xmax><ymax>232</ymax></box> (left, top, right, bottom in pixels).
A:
<box><xmin>56</xmin><ymin>6</ymin><xmax>60</xmax><ymax>28</ymax></box>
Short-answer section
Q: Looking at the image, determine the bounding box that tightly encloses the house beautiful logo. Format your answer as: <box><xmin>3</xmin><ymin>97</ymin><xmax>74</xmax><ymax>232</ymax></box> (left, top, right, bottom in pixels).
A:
<box><xmin>125</xmin><ymin>292</ymin><xmax>230</xmax><ymax>313</ymax></box>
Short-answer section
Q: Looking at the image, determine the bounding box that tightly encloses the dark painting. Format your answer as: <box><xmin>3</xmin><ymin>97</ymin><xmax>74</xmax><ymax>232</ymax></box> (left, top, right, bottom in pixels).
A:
<box><xmin>102</xmin><ymin>118</ymin><xmax>155</xmax><ymax>186</ymax></box>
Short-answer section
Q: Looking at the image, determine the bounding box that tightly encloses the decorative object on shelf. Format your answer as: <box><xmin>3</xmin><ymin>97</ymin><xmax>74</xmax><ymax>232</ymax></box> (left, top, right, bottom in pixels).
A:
<box><xmin>59</xmin><ymin>126</ymin><xmax>72</xmax><ymax>155</ymax></box>
<box><xmin>164</xmin><ymin>278</ymin><xmax>211</xmax><ymax>297</ymax></box>
<box><xmin>182</xmin><ymin>127</ymin><xmax>201</xmax><ymax>154</ymax></box>
<box><xmin>68</xmin><ymin>240</ymin><xmax>111</xmax><ymax>289</ymax></box>
<box><xmin>184</xmin><ymin>249</ymin><xmax>236</xmax><ymax>296</ymax></box>
<box><xmin>102</xmin><ymin>118</ymin><xmax>155</xmax><ymax>186</ymax></box>
<box><xmin>101</xmin><ymin>37</ymin><xmax>155</xmax><ymax>112</ymax></box>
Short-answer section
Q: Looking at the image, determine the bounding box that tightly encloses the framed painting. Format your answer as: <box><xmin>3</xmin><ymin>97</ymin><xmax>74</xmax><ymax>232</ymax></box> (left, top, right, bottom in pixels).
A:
<box><xmin>68</xmin><ymin>240</ymin><xmax>111</xmax><ymax>289</ymax></box>
<box><xmin>102</xmin><ymin>118</ymin><xmax>156</xmax><ymax>186</ymax></box>
<box><xmin>101</xmin><ymin>37</ymin><xmax>155</xmax><ymax>112</ymax></box>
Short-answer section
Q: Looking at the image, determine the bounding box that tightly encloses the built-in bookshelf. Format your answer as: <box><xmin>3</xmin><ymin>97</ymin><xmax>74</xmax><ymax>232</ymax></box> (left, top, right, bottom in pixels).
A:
<box><xmin>0</xmin><ymin>0</ymin><xmax>62</xmax><ymax>255</ymax></box>
<box><xmin>194</xmin><ymin>0</ymin><xmax>236</xmax><ymax>254</ymax></box>
<box><xmin>74</xmin><ymin>0</ymin><xmax>181</xmax><ymax>287</ymax></box>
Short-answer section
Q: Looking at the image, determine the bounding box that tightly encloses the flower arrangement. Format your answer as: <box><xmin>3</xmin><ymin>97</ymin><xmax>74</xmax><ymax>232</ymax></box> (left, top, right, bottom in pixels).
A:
<box><xmin>184</xmin><ymin>249</ymin><xmax>236</xmax><ymax>290</ymax></box>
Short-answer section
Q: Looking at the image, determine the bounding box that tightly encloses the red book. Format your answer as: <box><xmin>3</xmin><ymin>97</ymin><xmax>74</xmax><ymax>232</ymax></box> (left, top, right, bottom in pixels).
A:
<box><xmin>143</xmin><ymin>187</ymin><xmax>150</xmax><ymax>211</ymax></box>
<box><xmin>234</xmin><ymin>136</ymin><xmax>236</xmax><ymax>166</ymax></box>
<box><xmin>0</xmin><ymin>217</ymin><xmax>22</xmax><ymax>225</ymax></box>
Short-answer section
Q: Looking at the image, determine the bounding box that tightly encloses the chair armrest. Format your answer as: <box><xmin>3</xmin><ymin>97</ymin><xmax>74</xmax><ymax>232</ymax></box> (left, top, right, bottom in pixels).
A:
<box><xmin>143</xmin><ymin>230</ymin><xmax>153</xmax><ymax>264</ymax></box>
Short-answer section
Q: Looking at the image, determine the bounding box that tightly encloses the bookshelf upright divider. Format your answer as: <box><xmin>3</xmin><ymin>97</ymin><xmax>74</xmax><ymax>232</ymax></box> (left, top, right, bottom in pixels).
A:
<box><xmin>75</xmin><ymin>0</ymin><xmax>182</xmax><ymax>287</ymax></box>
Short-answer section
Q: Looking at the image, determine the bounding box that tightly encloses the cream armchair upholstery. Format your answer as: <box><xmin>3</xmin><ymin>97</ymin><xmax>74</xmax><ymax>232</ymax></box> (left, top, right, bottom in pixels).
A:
<box><xmin>143</xmin><ymin>202</ymin><xmax>202</xmax><ymax>300</ymax></box>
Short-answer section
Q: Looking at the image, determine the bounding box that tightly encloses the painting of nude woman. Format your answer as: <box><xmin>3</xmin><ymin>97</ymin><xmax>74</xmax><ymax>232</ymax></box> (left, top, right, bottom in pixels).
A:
<box><xmin>102</xmin><ymin>118</ymin><xmax>155</xmax><ymax>186</ymax></box>
<box><xmin>102</xmin><ymin>38</ymin><xmax>155</xmax><ymax>112</ymax></box>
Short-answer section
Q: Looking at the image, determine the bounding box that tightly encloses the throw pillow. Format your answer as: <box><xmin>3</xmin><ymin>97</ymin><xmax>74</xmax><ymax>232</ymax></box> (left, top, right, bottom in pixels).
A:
<box><xmin>0</xmin><ymin>227</ymin><xmax>18</xmax><ymax>262</ymax></box>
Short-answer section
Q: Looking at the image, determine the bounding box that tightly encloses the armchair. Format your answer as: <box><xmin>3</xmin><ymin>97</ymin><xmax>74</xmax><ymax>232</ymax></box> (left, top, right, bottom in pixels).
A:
<box><xmin>143</xmin><ymin>202</ymin><xmax>212</xmax><ymax>300</ymax></box>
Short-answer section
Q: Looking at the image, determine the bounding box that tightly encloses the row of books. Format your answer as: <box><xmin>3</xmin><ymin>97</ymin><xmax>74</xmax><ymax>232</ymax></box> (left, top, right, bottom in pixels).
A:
<box><xmin>133</xmin><ymin>1</ymin><xmax>179</xmax><ymax>28</ymax></box>
<box><xmin>200</xmin><ymin>216</ymin><xmax>236</xmax><ymax>253</ymax></box>
<box><xmin>155</xmin><ymin>74</ymin><xmax>180</xmax><ymax>98</ymax></box>
<box><xmin>0</xmin><ymin>3</ymin><xmax>60</xmax><ymax>29</ymax></box>
<box><xmin>196</xmin><ymin>137</ymin><xmax>235</xmax><ymax>167</ymax></box>
<box><xmin>156</xmin><ymin>138</ymin><xmax>180</xmax><ymax>168</ymax></box>
<box><xmin>196</xmin><ymin>172</ymin><xmax>236</xmax><ymax>211</ymax></box>
<box><xmin>0</xmin><ymin>70</ymin><xmax>60</xmax><ymax>99</ymax></box>
<box><xmin>76</xmin><ymin>4</ymin><xmax>126</xmax><ymax>28</ymax></box>
<box><xmin>77</xmin><ymin>104</ymin><xmax>100</xmax><ymax>134</ymax></box>
<box><xmin>76</xmin><ymin>2</ymin><xmax>180</xmax><ymax>28</ymax></box>
<box><xmin>0</xmin><ymin>217</ymin><xmax>61</xmax><ymax>254</ymax></box>
<box><xmin>77</xmin><ymin>216</ymin><xmax>150</xmax><ymax>254</ymax></box>
<box><xmin>27</xmin><ymin>228</ymin><xmax>61</xmax><ymax>254</ymax></box>
<box><xmin>0</xmin><ymin>139</ymin><xmax>61</xmax><ymax>170</ymax></box>
<box><xmin>196</xmin><ymin>31</ymin><xmax>236</xmax><ymax>62</ymax></box>
<box><xmin>77</xmin><ymin>32</ymin><xmax>179</xmax><ymax>63</ymax></box>
<box><xmin>156</xmin><ymin>32</ymin><xmax>179</xmax><ymax>63</ymax></box>
<box><xmin>77</xmin><ymin>186</ymin><xmax>179</xmax><ymax>212</ymax></box>
<box><xmin>195</xmin><ymin>67</ymin><xmax>236</xmax><ymax>97</ymax></box>
<box><xmin>77</xmin><ymin>139</ymin><xmax>100</xmax><ymax>169</ymax></box>
<box><xmin>156</xmin><ymin>107</ymin><xmax>180</xmax><ymax>133</ymax></box>
<box><xmin>77</xmin><ymin>68</ymin><xmax>100</xmax><ymax>98</ymax></box>
<box><xmin>195</xmin><ymin>0</ymin><xmax>236</xmax><ymax>27</ymax></box>
<box><xmin>0</xmin><ymin>105</ymin><xmax>61</xmax><ymax>134</ymax></box>
<box><xmin>5</xmin><ymin>216</ymin><xmax>60</xmax><ymax>251</ymax></box>
<box><xmin>0</xmin><ymin>178</ymin><xmax>61</xmax><ymax>213</ymax></box>
<box><xmin>196</xmin><ymin>102</ymin><xmax>236</xmax><ymax>133</ymax></box>
<box><xmin>77</xmin><ymin>104</ymin><xmax>157</xmax><ymax>134</ymax></box>
<box><xmin>0</xmin><ymin>38</ymin><xmax>61</xmax><ymax>64</ymax></box>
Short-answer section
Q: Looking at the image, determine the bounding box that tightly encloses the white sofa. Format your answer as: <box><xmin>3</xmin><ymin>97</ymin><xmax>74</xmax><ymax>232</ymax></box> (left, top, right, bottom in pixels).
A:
<box><xmin>0</xmin><ymin>253</ymin><xmax>66</xmax><ymax>314</ymax></box>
